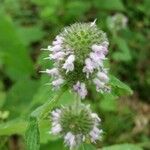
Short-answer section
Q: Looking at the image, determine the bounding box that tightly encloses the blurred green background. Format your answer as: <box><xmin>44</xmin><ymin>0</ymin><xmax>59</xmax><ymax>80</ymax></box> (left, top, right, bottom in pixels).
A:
<box><xmin>0</xmin><ymin>0</ymin><xmax>149</xmax><ymax>150</ymax></box>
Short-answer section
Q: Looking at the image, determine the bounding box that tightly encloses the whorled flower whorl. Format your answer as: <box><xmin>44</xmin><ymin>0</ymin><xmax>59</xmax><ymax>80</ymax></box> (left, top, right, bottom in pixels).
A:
<box><xmin>42</xmin><ymin>20</ymin><xmax>110</xmax><ymax>99</ymax></box>
<box><xmin>50</xmin><ymin>105</ymin><xmax>102</xmax><ymax>149</ymax></box>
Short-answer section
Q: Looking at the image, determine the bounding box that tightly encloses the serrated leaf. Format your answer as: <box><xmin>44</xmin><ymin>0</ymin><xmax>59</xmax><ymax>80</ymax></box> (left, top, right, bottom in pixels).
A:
<box><xmin>79</xmin><ymin>143</ymin><xmax>97</xmax><ymax>150</ymax></box>
<box><xmin>110</xmin><ymin>75</ymin><xmax>133</xmax><ymax>96</ymax></box>
<box><xmin>25</xmin><ymin>117</ymin><xmax>40</xmax><ymax>150</ymax></box>
<box><xmin>101</xmin><ymin>143</ymin><xmax>143</xmax><ymax>150</ymax></box>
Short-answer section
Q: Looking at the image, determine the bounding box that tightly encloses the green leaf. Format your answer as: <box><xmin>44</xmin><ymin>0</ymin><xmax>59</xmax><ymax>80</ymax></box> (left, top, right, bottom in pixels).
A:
<box><xmin>100</xmin><ymin>94</ymin><xmax>118</xmax><ymax>112</ymax></box>
<box><xmin>110</xmin><ymin>75</ymin><xmax>133</xmax><ymax>96</ymax></box>
<box><xmin>25</xmin><ymin>117</ymin><xmax>40</xmax><ymax>150</ymax></box>
<box><xmin>93</xmin><ymin>0</ymin><xmax>125</xmax><ymax>11</ymax></box>
<box><xmin>112</xmin><ymin>37</ymin><xmax>132</xmax><ymax>62</ymax></box>
<box><xmin>4</xmin><ymin>78</ymin><xmax>40</xmax><ymax>118</ymax></box>
<box><xmin>17</xmin><ymin>25</ymin><xmax>45</xmax><ymax>46</ymax></box>
<box><xmin>0</xmin><ymin>12</ymin><xmax>33</xmax><ymax>81</ymax></box>
<box><xmin>31</xmin><ymin>87</ymin><xmax>67</xmax><ymax>119</ymax></box>
<box><xmin>79</xmin><ymin>143</ymin><xmax>97</xmax><ymax>150</ymax></box>
<box><xmin>40</xmin><ymin>139</ymin><xmax>65</xmax><ymax>150</ymax></box>
<box><xmin>101</xmin><ymin>143</ymin><xmax>143</xmax><ymax>150</ymax></box>
<box><xmin>0</xmin><ymin>119</ymin><xmax>27</xmax><ymax>136</ymax></box>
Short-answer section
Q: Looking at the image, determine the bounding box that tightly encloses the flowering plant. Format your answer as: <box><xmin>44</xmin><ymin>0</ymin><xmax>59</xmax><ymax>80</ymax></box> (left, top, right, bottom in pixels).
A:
<box><xmin>26</xmin><ymin>20</ymin><xmax>132</xmax><ymax>150</ymax></box>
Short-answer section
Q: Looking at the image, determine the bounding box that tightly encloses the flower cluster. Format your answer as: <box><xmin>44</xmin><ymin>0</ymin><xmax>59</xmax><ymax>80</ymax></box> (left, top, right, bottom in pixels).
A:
<box><xmin>107</xmin><ymin>13</ymin><xmax>128</xmax><ymax>31</ymax></box>
<box><xmin>42</xmin><ymin>20</ymin><xmax>110</xmax><ymax>99</ymax></box>
<box><xmin>51</xmin><ymin>105</ymin><xmax>102</xmax><ymax>149</ymax></box>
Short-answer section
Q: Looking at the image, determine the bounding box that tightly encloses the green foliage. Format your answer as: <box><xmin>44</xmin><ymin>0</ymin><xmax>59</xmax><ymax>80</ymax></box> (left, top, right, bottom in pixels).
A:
<box><xmin>110</xmin><ymin>75</ymin><xmax>133</xmax><ymax>96</ymax></box>
<box><xmin>101</xmin><ymin>143</ymin><xmax>143</xmax><ymax>150</ymax></box>
<box><xmin>93</xmin><ymin>0</ymin><xmax>125</xmax><ymax>11</ymax></box>
<box><xmin>25</xmin><ymin>117</ymin><xmax>40</xmax><ymax>150</ymax></box>
<box><xmin>79</xmin><ymin>143</ymin><xmax>97</xmax><ymax>150</ymax></box>
<box><xmin>0</xmin><ymin>119</ymin><xmax>27</xmax><ymax>136</ymax></box>
<box><xmin>0</xmin><ymin>12</ymin><xmax>33</xmax><ymax>81</ymax></box>
<box><xmin>0</xmin><ymin>0</ymin><xmax>149</xmax><ymax>149</ymax></box>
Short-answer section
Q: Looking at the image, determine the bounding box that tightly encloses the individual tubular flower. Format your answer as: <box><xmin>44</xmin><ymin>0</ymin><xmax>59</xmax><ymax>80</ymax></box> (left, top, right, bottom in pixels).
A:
<box><xmin>42</xmin><ymin>20</ymin><xmax>110</xmax><ymax>98</ymax></box>
<box><xmin>50</xmin><ymin>104</ymin><xmax>102</xmax><ymax>149</ymax></box>
<box><xmin>73</xmin><ymin>81</ymin><xmax>87</xmax><ymax>99</ymax></box>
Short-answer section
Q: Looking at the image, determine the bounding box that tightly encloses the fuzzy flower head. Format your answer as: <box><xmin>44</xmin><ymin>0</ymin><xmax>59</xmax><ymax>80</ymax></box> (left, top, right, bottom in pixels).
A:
<box><xmin>107</xmin><ymin>13</ymin><xmax>128</xmax><ymax>31</ymax></box>
<box><xmin>50</xmin><ymin>105</ymin><xmax>102</xmax><ymax>149</ymax></box>
<box><xmin>42</xmin><ymin>20</ymin><xmax>110</xmax><ymax>99</ymax></box>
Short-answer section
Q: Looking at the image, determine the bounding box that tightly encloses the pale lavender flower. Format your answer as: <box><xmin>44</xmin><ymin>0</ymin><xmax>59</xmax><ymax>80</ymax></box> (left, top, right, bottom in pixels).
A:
<box><xmin>73</xmin><ymin>81</ymin><xmax>87</xmax><ymax>99</ymax></box>
<box><xmin>52</xmin><ymin>78</ymin><xmax>64</xmax><ymax>89</ymax></box>
<box><xmin>49</xmin><ymin>51</ymin><xmax>65</xmax><ymax>61</ymax></box>
<box><xmin>89</xmin><ymin>52</ymin><xmax>104</xmax><ymax>67</ymax></box>
<box><xmin>89</xmin><ymin>113</ymin><xmax>103</xmax><ymax>143</ymax></box>
<box><xmin>51</xmin><ymin>44</ymin><xmax>62</xmax><ymax>52</ymax></box>
<box><xmin>52</xmin><ymin>36</ymin><xmax>63</xmax><ymax>45</ymax></box>
<box><xmin>89</xmin><ymin>127</ymin><xmax>103</xmax><ymax>143</ymax></box>
<box><xmin>91</xmin><ymin>113</ymin><xmax>101</xmax><ymax>123</ymax></box>
<box><xmin>63</xmin><ymin>55</ymin><xmax>75</xmax><ymax>73</ymax></box>
<box><xmin>51</xmin><ymin>109</ymin><xmax>62</xmax><ymax>135</ymax></box>
<box><xmin>97</xmin><ymin>72</ymin><xmax>109</xmax><ymax>83</ymax></box>
<box><xmin>93</xmin><ymin>78</ymin><xmax>105</xmax><ymax>92</ymax></box>
<box><xmin>40</xmin><ymin>68</ymin><xmax>59</xmax><ymax>77</ymax></box>
<box><xmin>64</xmin><ymin>132</ymin><xmax>76</xmax><ymax>150</ymax></box>
<box><xmin>91</xmin><ymin>44</ymin><xmax>103</xmax><ymax>52</ymax></box>
<box><xmin>83</xmin><ymin>58</ymin><xmax>95</xmax><ymax>78</ymax></box>
<box><xmin>51</xmin><ymin>124</ymin><xmax>62</xmax><ymax>135</ymax></box>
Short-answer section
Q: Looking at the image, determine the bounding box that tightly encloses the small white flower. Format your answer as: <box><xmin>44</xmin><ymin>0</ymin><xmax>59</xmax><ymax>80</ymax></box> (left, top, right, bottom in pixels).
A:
<box><xmin>91</xmin><ymin>44</ymin><xmax>103</xmax><ymax>52</ymax></box>
<box><xmin>51</xmin><ymin>109</ymin><xmax>61</xmax><ymax>118</ymax></box>
<box><xmin>40</xmin><ymin>68</ymin><xmax>59</xmax><ymax>77</ymax></box>
<box><xmin>63</xmin><ymin>55</ymin><xmax>75</xmax><ymax>73</ymax></box>
<box><xmin>49</xmin><ymin>51</ymin><xmax>65</xmax><ymax>61</ymax></box>
<box><xmin>97</xmin><ymin>72</ymin><xmax>109</xmax><ymax>83</ymax></box>
<box><xmin>51</xmin><ymin>44</ymin><xmax>62</xmax><ymax>52</ymax></box>
<box><xmin>89</xmin><ymin>127</ymin><xmax>102</xmax><ymax>143</ymax></box>
<box><xmin>83</xmin><ymin>58</ymin><xmax>95</xmax><ymax>78</ymax></box>
<box><xmin>52</xmin><ymin>36</ymin><xmax>63</xmax><ymax>45</ymax></box>
<box><xmin>73</xmin><ymin>81</ymin><xmax>87</xmax><ymax>99</ymax></box>
<box><xmin>51</xmin><ymin>109</ymin><xmax>62</xmax><ymax>135</ymax></box>
<box><xmin>89</xmin><ymin>52</ymin><xmax>105</xmax><ymax>67</ymax></box>
<box><xmin>47</xmin><ymin>45</ymin><xmax>52</xmax><ymax>51</ymax></box>
<box><xmin>91</xmin><ymin>43</ymin><xmax>108</xmax><ymax>56</ymax></box>
<box><xmin>52</xmin><ymin>78</ymin><xmax>64</xmax><ymax>89</ymax></box>
<box><xmin>102</xmin><ymin>41</ymin><xmax>109</xmax><ymax>48</ymax></box>
<box><xmin>91</xmin><ymin>113</ymin><xmax>101</xmax><ymax>122</ymax></box>
<box><xmin>51</xmin><ymin>124</ymin><xmax>62</xmax><ymax>135</ymax></box>
<box><xmin>64</xmin><ymin>132</ymin><xmax>76</xmax><ymax>150</ymax></box>
<box><xmin>93</xmin><ymin>78</ymin><xmax>105</xmax><ymax>92</ymax></box>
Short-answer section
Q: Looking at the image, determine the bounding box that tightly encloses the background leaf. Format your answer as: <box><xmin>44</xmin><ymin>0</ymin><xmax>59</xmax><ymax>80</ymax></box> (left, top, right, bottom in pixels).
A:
<box><xmin>101</xmin><ymin>143</ymin><xmax>143</xmax><ymax>150</ymax></box>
